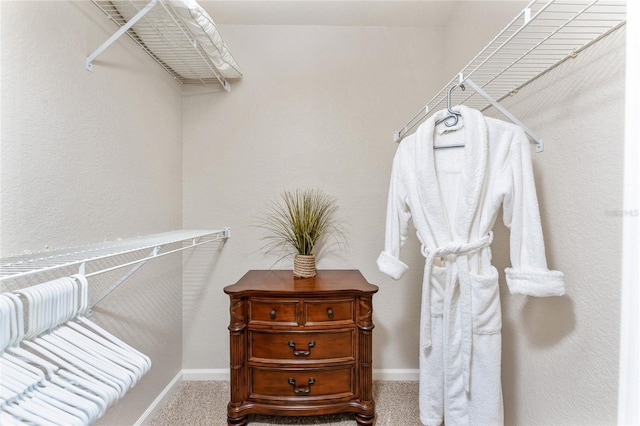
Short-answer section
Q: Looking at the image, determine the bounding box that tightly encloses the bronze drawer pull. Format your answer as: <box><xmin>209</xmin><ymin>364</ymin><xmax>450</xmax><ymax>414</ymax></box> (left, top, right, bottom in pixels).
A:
<box><xmin>269</xmin><ymin>309</ymin><xmax>276</xmax><ymax>319</ymax></box>
<box><xmin>288</xmin><ymin>340</ymin><xmax>315</xmax><ymax>357</ymax></box>
<box><xmin>288</xmin><ymin>377</ymin><xmax>315</xmax><ymax>394</ymax></box>
<box><xmin>327</xmin><ymin>308</ymin><xmax>334</xmax><ymax>318</ymax></box>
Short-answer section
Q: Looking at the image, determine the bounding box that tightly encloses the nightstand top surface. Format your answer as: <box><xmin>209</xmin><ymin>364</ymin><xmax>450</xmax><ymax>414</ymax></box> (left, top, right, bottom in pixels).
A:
<box><xmin>224</xmin><ymin>270</ymin><xmax>378</xmax><ymax>296</ymax></box>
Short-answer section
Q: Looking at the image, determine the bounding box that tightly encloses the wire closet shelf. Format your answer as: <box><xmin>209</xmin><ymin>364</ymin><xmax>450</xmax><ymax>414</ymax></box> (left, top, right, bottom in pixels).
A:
<box><xmin>90</xmin><ymin>0</ymin><xmax>236</xmax><ymax>90</ymax></box>
<box><xmin>0</xmin><ymin>229</ymin><xmax>230</xmax><ymax>284</ymax></box>
<box><xmin>394</xmin><ymin>0</ymin><xmax>627</xmax><ymax>147</ymax></box>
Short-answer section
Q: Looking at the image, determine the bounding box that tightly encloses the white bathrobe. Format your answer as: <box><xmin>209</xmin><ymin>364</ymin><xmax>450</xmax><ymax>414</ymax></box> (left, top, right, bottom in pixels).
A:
<box><xmin>377</xmin><ymin>105</ymin><xmax>565</xmax><ymax>426</ymax></box>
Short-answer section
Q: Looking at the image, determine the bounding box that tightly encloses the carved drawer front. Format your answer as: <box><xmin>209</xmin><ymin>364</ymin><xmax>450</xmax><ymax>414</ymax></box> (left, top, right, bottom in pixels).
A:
<box><xmin>250</xmin><ymin>366</ymin><xmax>354</xmax><ymax>401</ymax></box>
<box><xmin>250</xmin><ymin>330</ymin><xmax>354</xmax><ymax>363</ymax></box>
<box><xmin>249</xmin><ymin>299</ymin><xmax>299</xmax><ymax>326</ymax></box>
<box><xmin>304</xmin><ymin>299</ymin><xmax>354</xmax><ymax>325</ymax></box>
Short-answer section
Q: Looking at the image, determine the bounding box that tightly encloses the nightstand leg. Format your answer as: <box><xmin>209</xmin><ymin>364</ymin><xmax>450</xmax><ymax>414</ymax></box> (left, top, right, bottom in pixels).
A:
<box><xmin>355</xmin><ymin>413</ymin><xmax>375</xmax><ymax>425</ymax></box>
<box><xmin>228</xmin><ymin>296</ymin><xmax>247</xmax><ymax>426</ymax></box>
<box><xmin>227</xmin><ymin>415</ymin><xmax>247</xmax><ymax>426</ymax></box>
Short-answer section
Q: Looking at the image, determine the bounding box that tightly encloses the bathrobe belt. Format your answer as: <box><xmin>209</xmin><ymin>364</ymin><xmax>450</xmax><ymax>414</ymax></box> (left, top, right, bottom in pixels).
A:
<box><xmin>420</xmin><ymin>231</ymin><xmax>494</xmax><ymax>393</ymax></box>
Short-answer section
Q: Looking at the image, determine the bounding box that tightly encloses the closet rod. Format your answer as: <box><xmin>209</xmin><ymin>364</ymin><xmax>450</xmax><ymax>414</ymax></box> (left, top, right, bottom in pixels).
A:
<box><xmin>492</xmin><ymin>20</ymin><xmax>626</xmax><ymax>106</ymax></box>
<box><xmin>86</xmin><ymin>232</ymin><xmax>228</xmax><ymax>314</ymax></box>
<box><xmin>393</xmin><ymin>0</ymin><xmax>626</xmax><ymax>146</ymax></box>
<box><xmin>84</xmin><ymin>232</ymin><xmax>227</xmax><ymax>279</ymax></box>
<box><xmin>0</xmin><ymin>229</ymin><xmax>230</xmax><ymax>283</ymax></box>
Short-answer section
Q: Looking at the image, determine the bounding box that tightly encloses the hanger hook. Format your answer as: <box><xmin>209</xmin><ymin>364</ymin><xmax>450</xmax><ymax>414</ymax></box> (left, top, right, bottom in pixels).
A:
<box><xmin>442</xmin><ymin>83</ymin><xmax>466</xmax><ymax>127</ymax></box>
<box><xmin>446</xmin><ymin>84</ymin><xmax>456</xmax><ymax>113</ymax></box>
<box><xmin>446</xmin><ymin>83</ymin><xmax>466</xmax><ymax>113</ymax></box>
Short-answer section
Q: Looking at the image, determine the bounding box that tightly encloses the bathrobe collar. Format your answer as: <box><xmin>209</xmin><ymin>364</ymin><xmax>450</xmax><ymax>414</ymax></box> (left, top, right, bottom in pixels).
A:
<box><xmin>415</xmin><ymin>105</ymin><xmax>488</xmax><ymax>245</ymax></box>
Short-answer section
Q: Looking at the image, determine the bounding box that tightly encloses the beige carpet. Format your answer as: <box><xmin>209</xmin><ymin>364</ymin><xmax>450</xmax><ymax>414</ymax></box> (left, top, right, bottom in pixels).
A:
<box><xmin>151</xmin><ymin>381</ymin><xmax>421</xmax><ymax>426</ymax></box>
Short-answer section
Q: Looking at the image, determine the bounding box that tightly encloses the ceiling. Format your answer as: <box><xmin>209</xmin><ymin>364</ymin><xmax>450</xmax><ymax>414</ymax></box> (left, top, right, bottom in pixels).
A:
<box><xmin>200</xmin><ymin>1</ymin><xmax>462</xmax><ymax>27</ymax></box>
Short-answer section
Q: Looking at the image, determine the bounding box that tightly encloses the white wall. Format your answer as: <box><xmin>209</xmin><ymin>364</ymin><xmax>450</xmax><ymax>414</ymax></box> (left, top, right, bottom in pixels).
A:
<box><xmin>181</xmin><ymin>23</ymin><xmax>443</xmax><ymax>369</ymax></box>
<box><xmin>489</xmin><ymin>27</ymin><xmax>625</xmax><ymax>425</ymax></box>
<box><xmin>442</xmin><ymin>1</ymin><xmax>528</xmax><ymax>79</ymax></box>
<box><xmin>0</xmin><ymin>1</ymin><xmax>184</xmax><ymax>424</ymax></box>
<box><xmin>0</xmin><ymin>2</ymin><xmax>183</xmax><ymax>254</ymax></box>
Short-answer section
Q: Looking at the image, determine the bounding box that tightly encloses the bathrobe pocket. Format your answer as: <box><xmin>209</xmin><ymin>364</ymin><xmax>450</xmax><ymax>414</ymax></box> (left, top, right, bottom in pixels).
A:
<box><xmin>470</xmin><ymin>267</ymin><xmax>502</xmax><ymax>334</ymax></box>
<box><xmin>430</xmin><ymin>265</ymin><xmax>447</xmax><ymax>316</ymax></box>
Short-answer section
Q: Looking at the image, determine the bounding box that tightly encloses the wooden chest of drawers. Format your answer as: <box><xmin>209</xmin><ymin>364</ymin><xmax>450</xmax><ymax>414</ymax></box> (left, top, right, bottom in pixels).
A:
<box><xmin>224</xmin><ymin>270</ymin><xmax>378</xmax><ymax>425</ymax></box>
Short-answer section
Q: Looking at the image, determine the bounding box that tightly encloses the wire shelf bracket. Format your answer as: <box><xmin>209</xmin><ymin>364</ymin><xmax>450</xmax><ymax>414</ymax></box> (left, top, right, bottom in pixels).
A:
<box><xmin>86</xmin><ymin>0</ymin><xmax>157</xmax><ymax>72</ymax></box>
<box><xmin>465</xmin><ymin>76</ymin><xmax>543</xmax><ymax>152</ymax></box>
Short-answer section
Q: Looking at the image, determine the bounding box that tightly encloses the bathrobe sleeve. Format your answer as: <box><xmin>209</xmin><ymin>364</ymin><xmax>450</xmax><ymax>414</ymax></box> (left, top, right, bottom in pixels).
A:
<box><xmin>377</xmin><ymin>147</ymin><xmax>412</xmax><ymax>280</ymax></box>
<box><xmin>502</xmin><ymin>131</ymin><xmax>565</xmax><ymax>297</ymax></box>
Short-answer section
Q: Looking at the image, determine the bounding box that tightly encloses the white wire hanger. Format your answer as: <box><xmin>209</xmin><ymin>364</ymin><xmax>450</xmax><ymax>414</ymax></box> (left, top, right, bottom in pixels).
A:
<box><xmin>433</xmin><ymin>82</ymin><xmax>467</xmax><ymax>150</ymax></box>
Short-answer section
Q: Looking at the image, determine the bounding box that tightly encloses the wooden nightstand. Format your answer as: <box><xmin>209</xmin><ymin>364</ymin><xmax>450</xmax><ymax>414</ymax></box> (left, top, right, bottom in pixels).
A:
<box><xmin>224</xmin><ymin>270</ymin><xmax>378</xmax><ymax>426</ymax></box>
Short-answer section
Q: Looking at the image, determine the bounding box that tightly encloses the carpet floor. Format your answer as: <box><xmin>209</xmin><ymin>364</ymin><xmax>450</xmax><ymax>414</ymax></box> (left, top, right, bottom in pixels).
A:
<box><xmin>151</xmin><ymin>381</ymin><xmax>421</xmax><ymax>426</ymax></box>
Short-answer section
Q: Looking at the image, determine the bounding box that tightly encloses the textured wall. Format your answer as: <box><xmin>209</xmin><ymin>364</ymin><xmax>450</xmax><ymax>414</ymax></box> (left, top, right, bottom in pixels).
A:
<box><xmin>442</xmin><ymin>1</ymin><xmax>528</xmax><ymax>79</ymax></box>
<box><xmin>0</xmin><ymin>1</ymin><xmax>184</xmax><ymax>424</ymax></box>
<box><xmin>0</xmin><ymin>1</ymin><xmax>183</xmax><ymax>254</ymax></box>
<box><xmin>181</xmin><ymin>23</ymin><xmax>444</xmax><ymax>369</ymax></box>
<box><xmin>487</xmin><ymin>28</ymin><xmax>625</xmax><ymax>426</ymax></box>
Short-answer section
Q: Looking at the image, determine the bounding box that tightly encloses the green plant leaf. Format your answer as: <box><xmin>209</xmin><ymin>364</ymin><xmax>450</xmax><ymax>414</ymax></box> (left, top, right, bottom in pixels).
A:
<box><xmin>255</xmin><ymin>188</ymin><xmax>347</xmax><ymax>258</ymax></box>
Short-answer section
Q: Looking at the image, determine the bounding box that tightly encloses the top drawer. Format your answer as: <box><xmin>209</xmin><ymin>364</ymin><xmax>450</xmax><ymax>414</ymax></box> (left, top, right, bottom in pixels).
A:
<box><xmin>304</xmin><ymin>299</ymin><xmax>354</xmax><ymax>326</ymax></box>
<box><xmin>250</xmin><ymin>299</ymin><xmax>299</xmax><ymax>326</ymax></box>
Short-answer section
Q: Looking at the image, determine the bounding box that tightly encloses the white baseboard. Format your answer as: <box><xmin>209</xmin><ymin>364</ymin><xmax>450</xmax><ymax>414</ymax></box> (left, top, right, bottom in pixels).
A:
<box><xmin>180</xmin><ymin>368</ymin><xmax>418</xmax><ymax>382</ymax></box>
<box><xmin>182</xmin><ymin>368</ymin><xmax>230</xmax><ymax>381</ymax></box>
<box><xmin>373</xmin><ymin>368</ymin><xmax>419</xmax><ymax>381</ymax></box>
<box><xmin>134</xmin><ymin>371</ymin><xmax>183</xmax><ymax>426</ymax></box>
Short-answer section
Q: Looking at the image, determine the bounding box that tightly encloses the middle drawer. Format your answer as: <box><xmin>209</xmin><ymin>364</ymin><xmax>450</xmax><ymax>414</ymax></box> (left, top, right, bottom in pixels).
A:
<box><xmin>249</xmin><ymin>329</ymin><xmax>355</xmax><ymax>363</ymax></box>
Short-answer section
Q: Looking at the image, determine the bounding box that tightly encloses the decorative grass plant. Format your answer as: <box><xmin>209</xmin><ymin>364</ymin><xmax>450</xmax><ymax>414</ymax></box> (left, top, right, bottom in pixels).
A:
<box><xmin>258</xmin><ymin>188</ymin><xmax>346</xmax><ymax>278</ymax></box>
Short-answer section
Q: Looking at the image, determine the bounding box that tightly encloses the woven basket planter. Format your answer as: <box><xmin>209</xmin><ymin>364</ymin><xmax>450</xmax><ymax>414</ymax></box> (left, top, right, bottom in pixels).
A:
<box><xmin>293</xmin><ymin>254</ymin><xmax>316</xmax><ymax>278</ymax></box>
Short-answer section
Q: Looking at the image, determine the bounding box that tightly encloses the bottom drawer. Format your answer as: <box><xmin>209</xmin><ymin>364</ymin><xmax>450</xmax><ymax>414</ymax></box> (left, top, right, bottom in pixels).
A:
<box><xmin>250</xmin><ymin>366</ymin><xmax>354</xmax><ymax>402</ymax></box>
